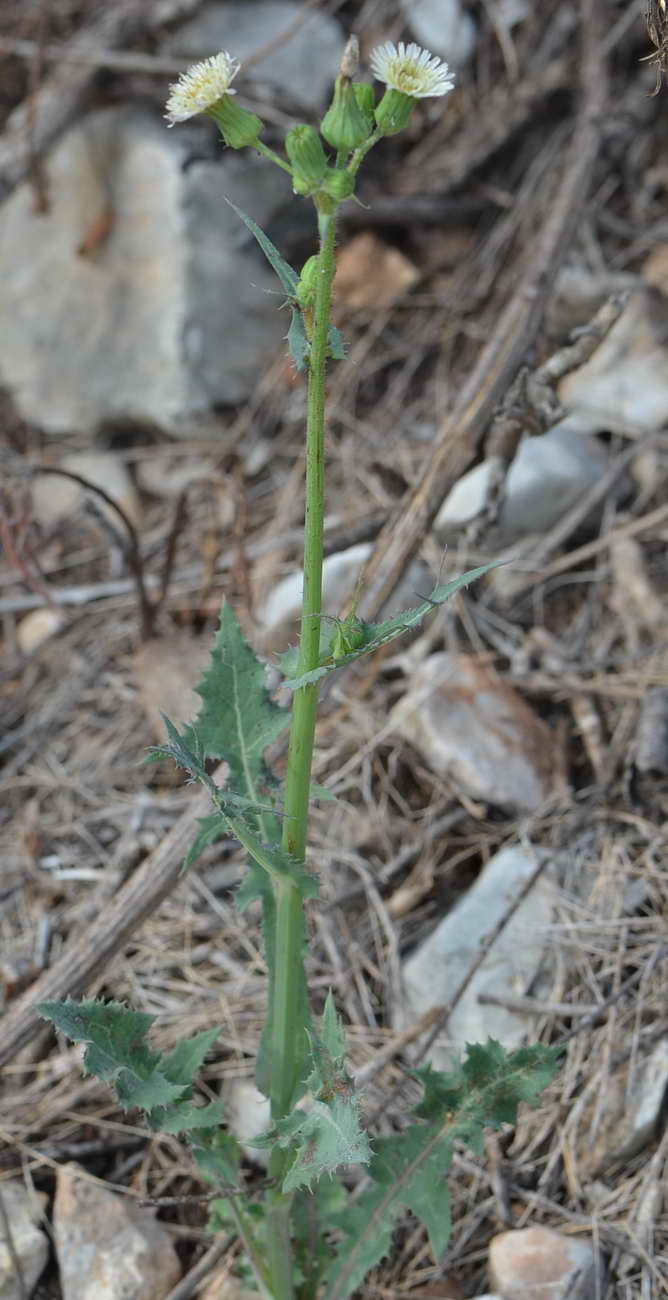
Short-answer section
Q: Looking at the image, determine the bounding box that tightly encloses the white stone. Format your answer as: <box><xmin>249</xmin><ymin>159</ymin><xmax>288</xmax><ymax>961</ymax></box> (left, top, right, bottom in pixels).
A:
<box><xmin>0</xmin><ymin>1181</ymin><xmax>49</xmax><ymax>1300</ymax></box>
<box><xmin>395</xmin><ymin>846</ymin><xmax>554</xmax><ymax>1071</ymax></box>
<box><xmin>435</xmin><ymin>423</ymin><xmax>613</xmax><ymax>543</ymax></box>
<box><xmin>225</xmin><ymin>1078</ymin><xmax>271</xmax><ymax>1167</ymax></box>
<box><xmin>167</xmin><ymin>2</ymin><xmax>345</xmax><ymax>110</ymax></box>
<box><xmin>32</xmin><ymin>451</ymin><xmax>141</xmax><ymax>530</ymax></box>
<box><xmin>390</xmin><ymin>653</ymin><xmax>562</xmax><ymax>812</ymax></box>
<box><xmin>0</xmin><ymin>108</ymin><xmax>292</xmax><ymax>435</ymax></box>
<box><xmin>560</xmin><ymin>290</ymin><xmax>668</xmax><ymax>434</ymax></box>
<box><xmin>489</xmin><ymin>1225</ymin><xmax>603</xmax><ymax>1300</ymax></box>
<box><xmin>399</xmin><ymin>0</ymin><xmax>477</xmax><ymax>66</ymax></box>
<box><xmin>17</xmin><ymin>606</ymin><xmax>66</xmax><ymax>655</ymax></box>
<box><xmin>261</xmin><ymin>543</ymin><xmax>371</xmax><ymax>652</ymax></box>
<box><xmin>54</xmin><ymin>1163</ymin><xmax>180</xmax><ymax>1300</ymax></box>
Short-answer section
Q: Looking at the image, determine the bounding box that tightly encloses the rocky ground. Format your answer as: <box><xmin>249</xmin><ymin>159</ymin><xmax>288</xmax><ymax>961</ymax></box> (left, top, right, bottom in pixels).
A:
<box><xmin>2</xmin><ymin>1</ymin><xmax>668</xmax><ymax>1298</ymax></box>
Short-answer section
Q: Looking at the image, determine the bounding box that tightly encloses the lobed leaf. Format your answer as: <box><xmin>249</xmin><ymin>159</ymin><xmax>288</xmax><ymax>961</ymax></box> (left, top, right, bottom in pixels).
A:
<box><xmin>325</xmin><ymin>1040</ymin><xmax>559</xmax><ymax>1300</ymax></box>
<box><xmin>37</xmin><ymin>998</ymin><xmax>223</xmax><ymax>1137</ymax></box>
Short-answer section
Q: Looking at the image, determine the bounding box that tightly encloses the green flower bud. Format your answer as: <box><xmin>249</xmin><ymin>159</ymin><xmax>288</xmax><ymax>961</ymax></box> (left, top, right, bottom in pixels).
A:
<box><xmin>208</xmin><ymin>96</ymin><xmax>263</xmax><ymax>149</ymax></box>
<box><xmin>321</xmin><ymin>167</ymin><xmax>355</xmax><ymax>202</ymax></box>
<box><xmin>352</xmin><ymin>82</ymin><xmax>375</xmax><ymax>126</ymax></box>
<box><xmin>374</xmin><ymin>88</ymin><xmax>414</xmax><ymax>136</ymax></box>
<box><xmin>285</xmin><ymin>125</ymin><xmax>328</xmax><ymax>195</ymax></box>
<box><xmin>321</xmin><ymin>74</ymin><xmax>372</xmax><ymax>152</ymax></box>
<box><xmin>296</xmin><ymin>255</ymin><xmax>319</xmax><ymax>309</ymax></box>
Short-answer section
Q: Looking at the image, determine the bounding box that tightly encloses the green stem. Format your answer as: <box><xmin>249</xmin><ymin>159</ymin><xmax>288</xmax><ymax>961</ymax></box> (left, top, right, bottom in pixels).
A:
<box><xmin>255</xmin><ymin>139</ymin><xmax>294</xmax><ymax>176</ymax></box>
<box><xmin>265</xmin><ymin>206</ymin><xmax>338</xmax><ymax>1300</ymax></box>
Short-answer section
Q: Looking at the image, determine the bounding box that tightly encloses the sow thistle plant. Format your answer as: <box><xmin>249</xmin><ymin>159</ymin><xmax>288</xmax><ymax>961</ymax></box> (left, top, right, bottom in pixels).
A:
<box><xmin>39</xmin><ymin>37</ymin><xmax>558</xmax><ymax>1300</ymax></box>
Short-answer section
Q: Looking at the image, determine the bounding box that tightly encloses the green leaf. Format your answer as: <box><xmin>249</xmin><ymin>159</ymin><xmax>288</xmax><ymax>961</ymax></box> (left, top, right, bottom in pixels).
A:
<box><xmin>182</xmin><ymin>602</ymin><xmax>288</xmax><ymax>796</ymax></box>
<box><xmin>224</xmin><ymin>198</ymin><xmax>346</xmax><ymax>371</ymax></box>
<box><xmin>288</xmin><ymin>308</ymin><xmax>310</xmax><ymax>371</ymax></box>
<box><xmin>252</xmin><ymin>1096</ymin><xmax>371</xmax><ymax>1193</ymax></box>
<box><xmin>150</xmin><ymin>1098</ymin><xmax>226</xmax><ymax>1134</ymax></box>
<box><xmin>162</xmin><ymin>1027</ymin><xmax>220</xmax><ymax>1085</ymax></box>
<box><xmin>252</xmin><ymin>996</ymin><xmax>370</xmax><ymax>1192</ymax></box>
<box><xmin>193</xmin><ymin>1132</ymin><xmax>242</xmax><ymax>1189</ymax></box>
<box><xmin>37</xmin><ymin>999</ymin><xmax>224</xmax><ymax>1139</ymax></box>
<box><xmin>320</xmin><ymin>990</ymin><xmax>346</xmax><ymax>1063</ymax></box>
<box><xmin>37</xmin><ymin>998</ymin><xmax>157</xmax><ymax>1083</ymax></box>
<box><xmin>225</xmin><ymin>198</ymin><xmax>299</xmax><ymax>299</ymax></box>
<box><xmin>325</xmin><ymin>1040</ymin><xmax>559</xmax><ymax>1300</ymax></box>
<box><xmin>281</xmin><ymin>563</ymin><xmax>501</xmax><ymax>689</ymax></box>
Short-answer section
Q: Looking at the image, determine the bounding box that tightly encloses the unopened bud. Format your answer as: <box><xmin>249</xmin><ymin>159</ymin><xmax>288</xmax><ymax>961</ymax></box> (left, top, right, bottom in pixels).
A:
<box><xmin>321</xmin><ymin>74</ymin><xmax>372</xmax><ymax>153</ymax></box>
<box><xmin>321</xmin><ymin>167</ymin><xmax>355</xmax><ymax>201</ymax></box>
<box><xmin>296</xmin><ymin>255</ymin><xmax>319</xmax><ymax>308</ymax></box>
<box><xmin>285</xmin><ymin>125</ymin><xmax>328</xmax><ymax>195</ymax></box>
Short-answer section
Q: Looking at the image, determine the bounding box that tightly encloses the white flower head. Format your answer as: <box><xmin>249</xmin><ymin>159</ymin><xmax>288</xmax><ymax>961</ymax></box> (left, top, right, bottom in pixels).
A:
<box><xmin>369</xmin><ymin>41</ymin><xmax>455</xmax><ymax>99</ymax></box>
<box><xmin>165</xmin><ymin>51</ymin><xmax>240</xmax><ymax>126</ymax></box>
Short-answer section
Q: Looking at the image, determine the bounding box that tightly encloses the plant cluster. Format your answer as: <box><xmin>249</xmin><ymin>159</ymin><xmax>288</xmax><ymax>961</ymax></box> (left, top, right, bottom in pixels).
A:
<box><xmin>39</xmin><ymin>37</ymin><xmax>558</xmax><ymax>1300</ymax></box>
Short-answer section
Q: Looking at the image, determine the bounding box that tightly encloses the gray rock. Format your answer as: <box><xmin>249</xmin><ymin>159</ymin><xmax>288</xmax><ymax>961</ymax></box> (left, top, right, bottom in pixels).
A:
<box><xmin>489</xmin><ymin>1225</ymin><xmax>603</xmax><ymax>1300</ymax></box>
<box><xmin>560</xmin><ymin>290</ymin><xmax>668</xmax><ymax>434</ymax></box>
<box><xmin>435</xmin><ymin>422</ymin><xmax>613</xmax><ymax>543</ymax></box>
<box><xmin>394</xmin><ymin>846</ymin><xmax>554</xmax><ymax>1071</ymax></box>
<box><xmin>54</xmin><ymin>1162</ymin><xmax>180</xmax><ymax>1300</ymax></box>
<box><xmin>0</xmin><ymin>1181</ymin><xmax>48</xmax><ymax>1300</ymax></box>
<box><xmin>0</xmin><ymin>107</ymin><xmax>293</xmax><ymax>435</ymax></box>
<box><xmin>398</xmin><ymin>0</ymin><xmax>477</xmax><ymax>66</ymax></box>
<box><xmin>389</xmin><ymin>653</ymin><xmax>564</xmax><ymax>812</ymax></box>
<box><xmin>166</xmin><ymin>2</ymin><xmax>345</xmax><ymax>110</ymax></box>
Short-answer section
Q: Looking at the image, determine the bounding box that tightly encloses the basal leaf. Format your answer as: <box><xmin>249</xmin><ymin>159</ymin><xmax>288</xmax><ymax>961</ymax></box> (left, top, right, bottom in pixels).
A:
<box><xmin>325</xmin><ymin>1040</ymin><xmax>559</xmax><ymax>1300</ymax></box>
<box><xmin>252</xmin><ymin>1095</ymin><xmax>370</xmax><ymax>1193</ymax></box>
<box><xmin>37</xmin><ymin>998</ymin><xmax>157</xmax><ymax>1083</ymax></box>
<box><xmin>37</xmin><ymin>998</ymin><xmax>224</xmax><ymax>1139</ymax></box>
<box><xmin>282</xmin><ymin>563</ymin><xmax>501</xmax><ymax>690</ymax></box>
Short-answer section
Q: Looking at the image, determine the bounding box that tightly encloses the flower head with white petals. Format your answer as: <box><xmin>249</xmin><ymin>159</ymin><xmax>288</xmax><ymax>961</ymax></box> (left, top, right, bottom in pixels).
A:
<box><xmin>369</xmin><ymin>41</ymin><xmax>454</xmax><ymax>99</ymax></box>
<box><xmin>165</xmin><ymin>51</ymin><xmax>240</xmax><ymax>126</ymax></box>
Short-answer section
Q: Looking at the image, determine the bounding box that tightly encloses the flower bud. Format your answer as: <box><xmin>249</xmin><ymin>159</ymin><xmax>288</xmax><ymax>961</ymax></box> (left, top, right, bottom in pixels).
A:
<box><xmin>296</xmin><ymin>255</ymin><xmax>319</xmax><ymax>309</ymax></box>
<box><xmin>285</xmin><ymin>125</ymin><xmax>328</xmax><ymax>195</ymax></box>
<box><xmin>321</xmin><ymin>75</ymin><xmax>372</xmax><ymax>153</ymax></box>
<box><xmin>353</xmin><ymin>82</ymin><xmax>375</xmax><ymax>125</ymax></box>
<box><xmin>208</xmin><ymin>96</ymin><xmax>263</xmax><ymax>148</ymax></box>
<box><xmin>374</xmin><ymin>88</ymin><xmax>414</xmax><ymax>136</ymax></box>
<box><xmin>321</xmin><ymin>167</ymin><xmax>355</xmax><ymax>202</ymax></box>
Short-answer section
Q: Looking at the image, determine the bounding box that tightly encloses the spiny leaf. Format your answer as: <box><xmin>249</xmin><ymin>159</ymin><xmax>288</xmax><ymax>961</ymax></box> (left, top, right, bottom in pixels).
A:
<box><xmin>252</xmin><ymin>997</ymin><xmax>370</xmax><ymax>1192</ymax></box>
<box><xmin>252</xmin><ymin>1096</ymin><xmax>371</xmax><ymax>1193</ymax></box>
<box><xmin>37</xmin><ymin>999</ymin><xmax>223</xmax><ymax>1137</ymax></box>
<box><xmin>325</xmin><ymin>1040</ymin><xmax>559</xmax><ymax>1300</ymax></box>
<box><xmin>180</xmin><ymin>603</ymin><xmax>288</xmax><ymax>802</ymax></box>
<box><xmin>281</xmin><ymin>563</ymin><xmax>501</xmax><ymax>689</ymax></box>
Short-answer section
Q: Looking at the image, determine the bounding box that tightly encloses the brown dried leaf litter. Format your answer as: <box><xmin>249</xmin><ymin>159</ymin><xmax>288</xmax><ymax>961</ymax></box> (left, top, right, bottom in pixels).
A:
<box><xmin>2</xmin><ymin>1</ymin><xmax>668</xmax><ymax>1297</ymax></box>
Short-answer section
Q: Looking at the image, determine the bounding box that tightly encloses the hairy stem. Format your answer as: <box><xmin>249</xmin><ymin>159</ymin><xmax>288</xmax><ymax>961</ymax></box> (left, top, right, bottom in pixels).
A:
<box><xmin>265</xmin><ymin>207</ymin><xmax>338</xmax><ymax>1300</ymax></box>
